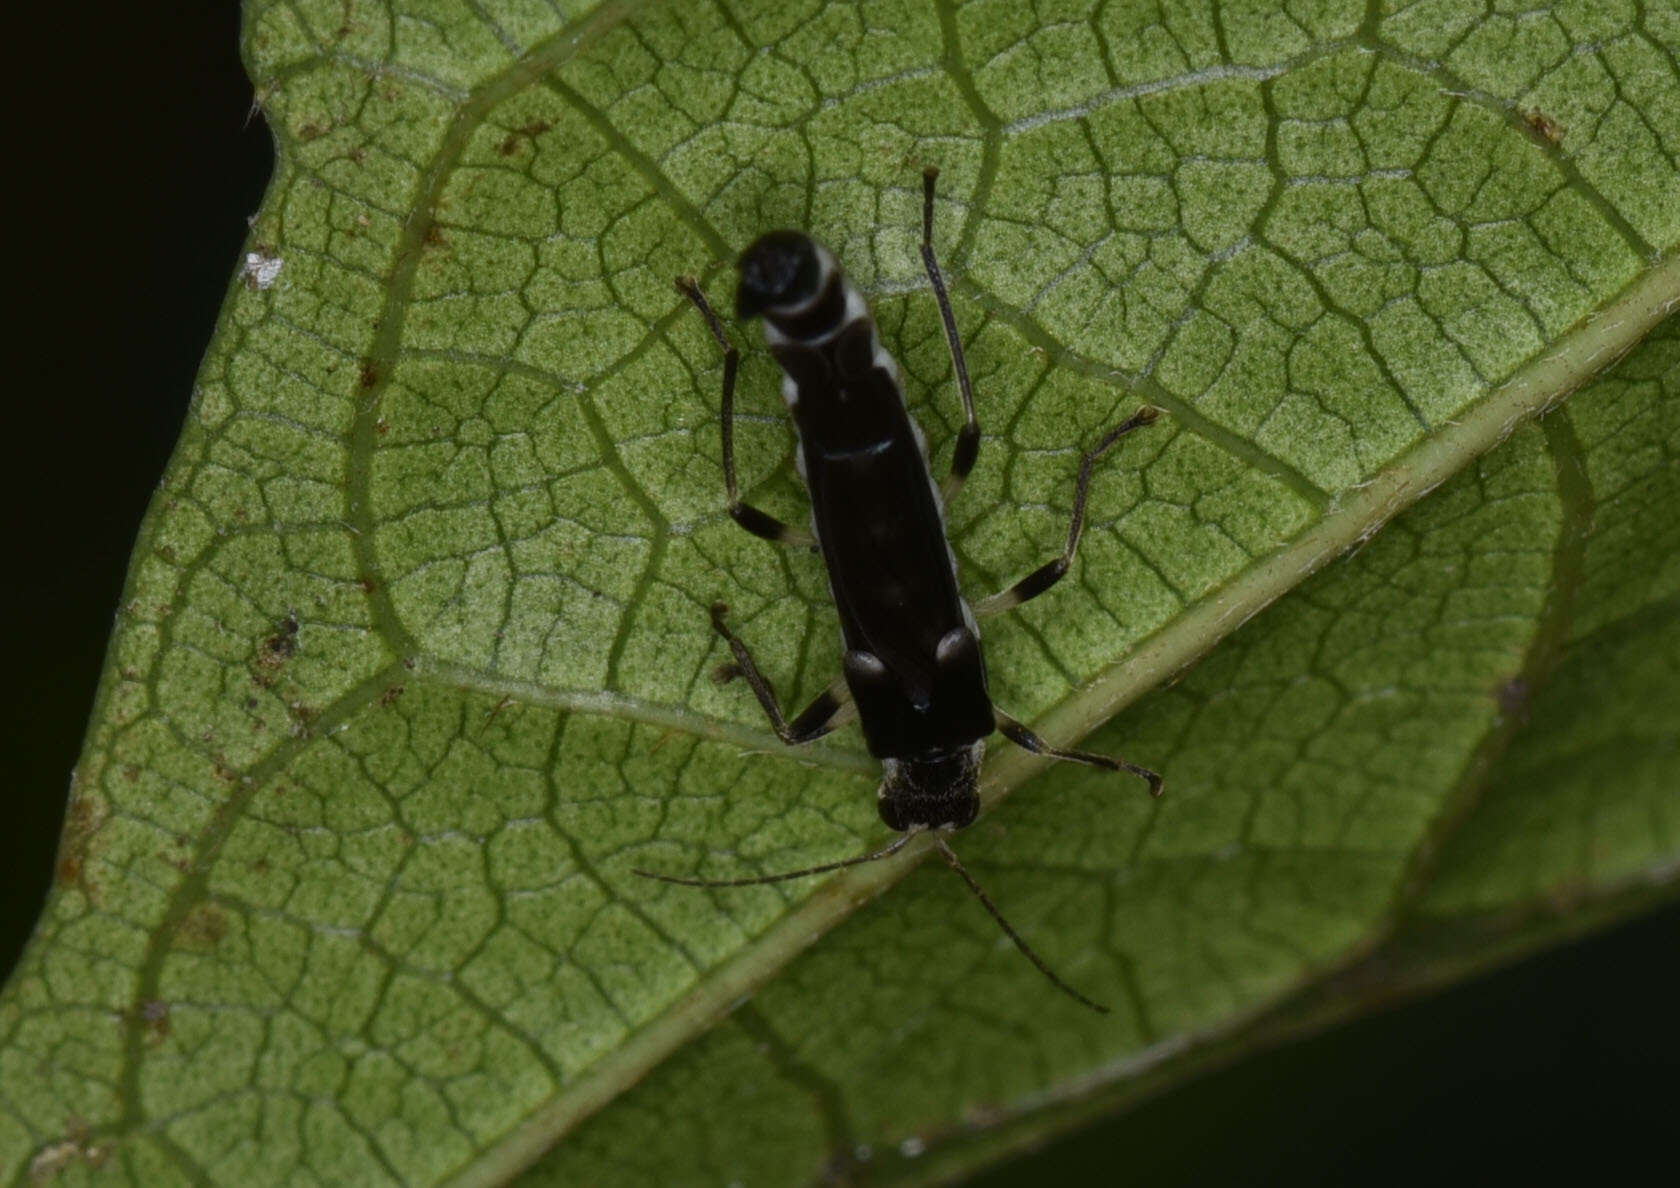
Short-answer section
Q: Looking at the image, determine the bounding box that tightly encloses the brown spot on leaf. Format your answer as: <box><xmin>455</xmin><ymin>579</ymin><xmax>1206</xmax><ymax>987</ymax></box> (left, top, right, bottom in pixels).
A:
<box><xmin>287</xmin><ymin>700</ymin><xmax>318</xmax><ymax>739</ymax></box>
<box><xmin>255</xmin><ymin>611</ymin><xmax>300</xmax><ymax>683</ymax></box>
<box><xmin>360</xmin><ymin>361</ymin><xmax>380</xmax><ymax>389</ymax></box>
<box><xmin>378</xmin><ymin>685</ymin><xmax>405</xmax><ymax>707</ymax></box>
<box><xmin>56</xmin><ymin>852</ymin><xmax>82</xmax><ymax>887</ymax></box>
<box><xmin>1521</xmin><ymin>107</ymin><xmax>1564</xmax><ymax>145</ymax></box>
<box><xmin>175</xmin><ymin>901</ymin><xmax>228</xmax><ymax>951</ymax></box>
<box><xmin>711</xmin><ymin>661</ymin><xmax>743</xmax><ymax>685</ymax></box>
<box><xmin>55</xmin><ymin>796</ymin><xmax>103</xmax><ymax>890</ymax></box>
<box><xmin>140</xmin><ymin>999</ymin><xmax>172</xmax><ymax>1043</ymax></box>
<box><xmin>498</xmin><ymin>117</ymin><xmax>554</xmax><ymax>156</ymax></box>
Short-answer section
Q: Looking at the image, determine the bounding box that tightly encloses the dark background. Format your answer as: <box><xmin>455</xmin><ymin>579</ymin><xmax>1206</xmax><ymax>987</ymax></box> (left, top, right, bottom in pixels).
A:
<box><xmin>5</xmin><ymin>3</ymin><xmax>1674</xmax><ymax>1184</ymax></box>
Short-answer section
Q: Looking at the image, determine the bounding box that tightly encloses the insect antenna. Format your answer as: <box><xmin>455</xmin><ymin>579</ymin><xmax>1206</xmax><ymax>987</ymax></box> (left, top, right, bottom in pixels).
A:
<box><xmin>633</xmin><ymin>831</ymin><xmax>914</xmax><ymax>888</ymax></box>
<box><xmin>931</xmin><ymin>835</ymin><xmax>1109</xmax><ymax>1015</ymax></box>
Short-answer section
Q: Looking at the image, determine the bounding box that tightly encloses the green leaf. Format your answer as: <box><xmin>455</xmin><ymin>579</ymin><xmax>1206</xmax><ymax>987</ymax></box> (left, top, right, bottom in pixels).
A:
<box><xmin>4</xmin><ymin>2</ymin><xmax>1675</xmax><ymax>1185</ymax></box>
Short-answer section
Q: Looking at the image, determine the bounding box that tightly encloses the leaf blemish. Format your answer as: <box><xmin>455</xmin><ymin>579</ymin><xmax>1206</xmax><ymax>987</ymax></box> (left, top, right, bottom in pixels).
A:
<box><xmin>254</xmin><ymin>610</ymin><xmax>300</xmax><ymax>682</ymax></box>
<box><xmin>139</xmin><ymin>999</ymin><xmax>171</xmax><ymax>1044</ymax></box>
<box><xmin>173</xmin><ymin>901</ymin><xmax>228</xmax><ymax>951</ymax></box>
<box><xmin>498</xmin><ymin>118</ymin><xmax>554</xmax><ymax>156</ymax></box>
<box><xmin>1520</xmin><ymin>107</ymin><xmax>1564</xmax><ymax>146</ymax></box>
<box><xmin>54</xmin><ymin>795</ymin><xmax>103</xmax><ymax>889</ymax></box>
<box><xmin>241</xmin><ymin>246</ymin><xmax>283</xmax><ymax>291</ymax></box>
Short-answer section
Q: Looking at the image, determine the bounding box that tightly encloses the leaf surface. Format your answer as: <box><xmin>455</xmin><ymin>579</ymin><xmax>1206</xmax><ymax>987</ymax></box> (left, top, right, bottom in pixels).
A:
<box><xmin>3</xmin><ymin>2</ymin><xmax>1676</xmax><ymax>1185</ymax></box>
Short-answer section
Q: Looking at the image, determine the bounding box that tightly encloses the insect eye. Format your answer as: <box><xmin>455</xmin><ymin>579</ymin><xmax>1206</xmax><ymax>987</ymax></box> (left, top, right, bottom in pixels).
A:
<box><xmin>876</xmin><ymin>794</ymin><xmax>911</xmax><ymax>832</ymax></box>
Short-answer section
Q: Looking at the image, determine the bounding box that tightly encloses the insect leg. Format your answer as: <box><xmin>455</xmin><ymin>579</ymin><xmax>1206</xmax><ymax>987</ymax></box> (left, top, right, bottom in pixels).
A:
<box><xmin>709</xmin><ymin>601</ymin><xmax>853</xmax><ymax>744</ymax></box>
<box><xmin>919</xmin><ymin>168</ymin><xmax>981</xmax><ymax>505</ymax></box>
<box><xmin>975</xmin><ymin>406</ymin><xmax>1160</xmax><ymax>618</ymax></box>
<box><xmin>994</xmin><ymin>709</ymin><xmax>1163</xmax><ymax>797</ymax></box>
<box><xmin>676</xmin><ymin>277</ymin><xmax>816</xmax><ymax>549</ymax></box>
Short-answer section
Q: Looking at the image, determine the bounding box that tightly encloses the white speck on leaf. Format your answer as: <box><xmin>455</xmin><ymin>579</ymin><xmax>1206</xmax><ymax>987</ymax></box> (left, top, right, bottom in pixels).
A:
<box><xmin>243</xmin><ymin>249</ymin><xmax>284</xmax><ymax>290</ymax></box>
